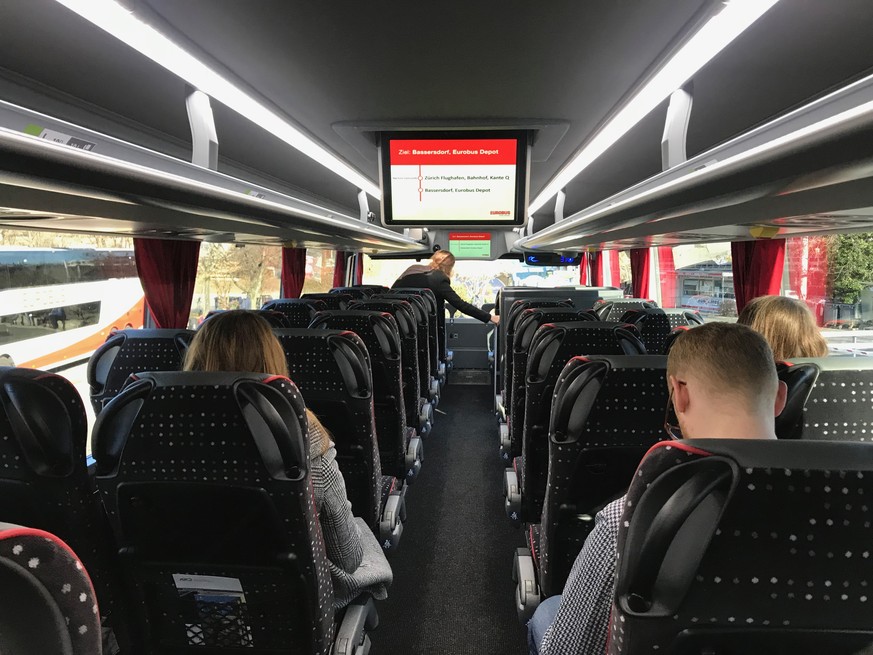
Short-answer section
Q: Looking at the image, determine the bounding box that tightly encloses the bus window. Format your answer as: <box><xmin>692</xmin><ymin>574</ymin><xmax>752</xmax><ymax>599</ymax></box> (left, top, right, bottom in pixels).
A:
<box><xmin>300</xmin><ymin>249</ymin><xmax>337</xmax><ymax>295</ymax></box>
<box><xmin>0</xmin><ymin>230</ymin><xmax>146</xmax><ymax>455</ymax></box>
<box><xmin>662</xmin><ymin>243</ymin><xmax>736</xmax><ymax>320</ymax></box>
<box><xmin>191</xmin><ymin>244</ymin><xmax>282</xmax><ymax>324</ymax></box>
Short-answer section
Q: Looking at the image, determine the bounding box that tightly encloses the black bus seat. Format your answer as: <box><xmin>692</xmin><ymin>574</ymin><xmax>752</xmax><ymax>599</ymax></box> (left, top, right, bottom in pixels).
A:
<box><xmin>93</xmin><ymin>371</ymin><xmax>379</xmax><ymax>654</ymax></box>
<box><xmin>348</xmin><ymin>298</ymin><xmax>430</xmax><ymax>436</ymax></box>
<box><xmin>349</xmin><ymin>284</ymin><xmax>391</xmax><ymax>296</ymax></box>
<box><xmin>0</xmin><ymin>522</ymin><xmax>103</xmax><ymax>655</ymax></box>
<box><xmin>0</xmin><ymin>367</ymin><xmax>128</xmax><ymax>648</ymax></box>
<box><xmin>593</xmin><ymin>298</ymin><xmax>656</xmax><ymax>322</ymax></box>
<box><xmin>274</xmin><ymin>329</ymin><xmax>405</xmax><ymax>551</ymax></box>
<box><xmin>375</xmin><ymin>293</ymin><xmax>439</xmax><ymax>408</ymax></box>
<box><xmin>610</xmin><ymin>438</ymin><xmax>873</xmax><ymax>655</ymax></box>
<box><xmin>384</xmin><ymin>288</ymin><xmax>445</xmax><ymax>388</ymax></box>
<box><xmin>87</xmin><ymin>328</ymin><xmax>194</xmax><ymax>414</ymax></box>
<box><xmin>662</xmin><ymin>325</ymin><xmax>692</xmax><ymax>355</ymax></box>
<box><xmin>513</xmin><ymin>355</ymin><xmax>668</xmax><ymax>622</ymax></box>
<box><xmin>384</xmin><ymin>287</ymin><xmax>446</xmax><ymax>374</ymax></box>
<box><xmin>777</xmin><ymin>357</ymin><xmax>873</xmax><ymax>441</ymax></box>
<box><xmin>619</xmin><ymin>308</ymin><xmax>704</xmax><ymax>355</ymax></box>
<box><xmin>261</xmin><ymin>298</ymin><xmax>328</xmax><ymax>328</ymax></box>
<box><xmin>499</xmin><ymin>299</ymin><xmax>574</xmax><ymax>421</ymax></box>
<box><xmin>204</xmin><ymin>309</ymin><xmax>293</xmax><ymax>328</ymax></box>
<box><xmin>309</xmin><ymin>310</ymin><xmax>423</xmax><ymax>484</ymax></box>
<box><xmin>302</xmin><ymin>292</ymin><xmax>355</xmax><ymax>310</ymax></box>
<box><xmin>504</xmin><ymin>322</ymin><xmax>646</xmax><ymax>525</ymax></box>
<box><xmin>503</xmin><ymin>307</ymin><xmax>589</xmax><ymax>461</ymax></box>
<box><xmin>331</xmin><ymin>286</ymin><xmax>374</xmax><ymax>300</ymax></box>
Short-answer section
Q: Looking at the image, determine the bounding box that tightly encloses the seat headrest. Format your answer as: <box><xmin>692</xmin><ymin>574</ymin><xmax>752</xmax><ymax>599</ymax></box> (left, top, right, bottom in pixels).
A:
<box><xmin>677</xmin><ymin>437</ymin><xmax>873</xmax><ymax>469</ymax></box>
<box><xmin>0</xmin><ymin>371</ymin><xmax>78</xmax><ymax>477</ymax></box>
<box><xmin>95</xmin><ymin>371</ymin><xmax>308</xmax><ymax>481</ymax></box>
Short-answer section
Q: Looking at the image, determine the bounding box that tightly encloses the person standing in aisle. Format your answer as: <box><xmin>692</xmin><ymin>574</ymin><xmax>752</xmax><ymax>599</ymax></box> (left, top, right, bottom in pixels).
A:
<box><xmin>392</xmin><ymin>250</ymin><xmax>499</xmax><ymax>324</ymax></box>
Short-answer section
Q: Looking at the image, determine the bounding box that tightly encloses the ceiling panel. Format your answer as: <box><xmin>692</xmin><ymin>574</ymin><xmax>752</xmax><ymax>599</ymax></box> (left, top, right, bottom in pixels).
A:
<box><xmin>1</xmin><ymin>0</ymin><xmax>872</xmax><ymax>247</ymax></box>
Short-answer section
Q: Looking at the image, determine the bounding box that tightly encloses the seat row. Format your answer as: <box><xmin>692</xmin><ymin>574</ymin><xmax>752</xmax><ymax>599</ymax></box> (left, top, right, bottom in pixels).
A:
<box><xmin>0</xmin><ymin>364</ymin><xmax>382</xmax><ymax>653</ymax></box>
<box><xmin>494</xmin><ymin>296</ymin><xmax>702</xmax><ymax>524</ymax></box>
<box><xmin>495</xmin><ymin>297</ymin><xmax>701</xmax><ymax>421</ymax></box>
<box><xmin>493</xmin><ymin>290</ymin><xmax>873</xmax><ymax>634</ymax></box>
<box><xmin>0</xmin><ymin>284</ymin><xmax>454</xmax><ymax>653</ymax></box>
<box><xmin>89</xmin><ymin>285</ymin><xmax>455</xmax><ymax>550</ymax></box>
<box><xmin>520</xmin><ymin>353</ymin><xmax>873</xmax><ymax>611</ymax></box>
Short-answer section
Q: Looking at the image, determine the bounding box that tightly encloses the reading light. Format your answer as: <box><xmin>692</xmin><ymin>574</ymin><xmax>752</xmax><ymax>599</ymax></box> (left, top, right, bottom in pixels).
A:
<box><xmin>527</xmin><ymin>0</ymin><xmax>780</xmax><ymax>215</ymax></box>
<box><xmin>53</xmin><ymin>0</ymin><xmax>382</xmax><ymax>199</ymax></box>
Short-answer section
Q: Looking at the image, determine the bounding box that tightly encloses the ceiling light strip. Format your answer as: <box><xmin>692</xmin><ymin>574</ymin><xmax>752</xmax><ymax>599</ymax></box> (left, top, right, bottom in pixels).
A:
<box><xmin>527</xmin><ymin>0</ymin><xmax>780</xmax><ymax>215</ymax></box>
<box><xmin>53</xmin><ymin>0</ymin><xmax>382</xmax><ymax>199</ymax></box>
<box><xmin>520</xmin><ymin>96</ymin><xmax>873</xmax><ymax>250</ymax></box>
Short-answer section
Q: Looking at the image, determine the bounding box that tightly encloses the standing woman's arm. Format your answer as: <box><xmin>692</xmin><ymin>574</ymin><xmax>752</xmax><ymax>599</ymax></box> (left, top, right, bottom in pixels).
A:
<box><xmin>434</xmin><ymin>274</ymin><xmax>493</xmax><ymax>323</ymax></box>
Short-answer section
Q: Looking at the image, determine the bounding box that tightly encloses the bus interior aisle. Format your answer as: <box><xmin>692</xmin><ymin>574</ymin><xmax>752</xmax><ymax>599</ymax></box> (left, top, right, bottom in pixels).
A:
<box><xmin>371</xmin><ymin>378</ymin><xmax>527</xmax><ymax>654</ymax></box>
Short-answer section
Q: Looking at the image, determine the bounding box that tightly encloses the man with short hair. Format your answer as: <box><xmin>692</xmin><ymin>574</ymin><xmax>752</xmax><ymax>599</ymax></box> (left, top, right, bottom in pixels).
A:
<box><xmin>528</xmin><ymin>322</ymin><xmax>787</xmax><ymax>655</ymax></box>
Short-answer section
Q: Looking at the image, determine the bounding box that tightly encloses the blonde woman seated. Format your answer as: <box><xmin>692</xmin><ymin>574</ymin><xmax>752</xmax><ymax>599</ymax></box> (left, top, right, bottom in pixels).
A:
<box><xmin>738</xmin><ymin>295</ymin><xmax>828</xmax><ymax>360</ymax></box>
<box><xmin>183</xmin><ymin>310</ymin><xmax>392</xmax><ymax>608</ymax></box>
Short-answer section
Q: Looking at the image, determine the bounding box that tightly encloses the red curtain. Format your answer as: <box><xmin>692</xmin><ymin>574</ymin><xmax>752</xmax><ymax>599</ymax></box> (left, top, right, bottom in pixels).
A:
<box><xmin>658</xmin><ymin>246</ymin><xmax>676</xmax><ymax>308</ymax></box>
<box><xmin>579</xmin><ymin>252</ymin><xmax>588</xmax><ymax>285</ymax></box>
<box><xmin>133</xmin><ymin>238</ymin><xmax>200</xmax><ymax>329</ymax></box>
<box><xmin>352</xmin><ymin>254</ymin><xmax>364</xmax><ymax>285</ymax></box>
<box><xmin>731</xmin><ymin>239</ymin><xmax>786</xmax><ymax>312</ymax></box>
<box><xmin>630</xmin><ymin>248</ymin><xmax>650</xmax><ymax>299</ymax></box>
<box><xmin>607</xmin><ymin>250</ymin><xmax>621</xmax><ymax>287</ymax></box>
<box><xmin>333</xmin><ymin>251</ymin><xmax>348</xmax><ymax>288</ymax></box>
<box><xmin>281</xmin><ymin>247</ymin><xmax>307</xmax><ymax>299</ymax></box>
<box><xmin>786</xmin><ymin>237</ymin><xmax>828</xmax><ymax>325</ymax></box>
<box><xmin>590</xmin><ymin>251</ymin><xmax>603</xmax><ymax>286</ymax></box>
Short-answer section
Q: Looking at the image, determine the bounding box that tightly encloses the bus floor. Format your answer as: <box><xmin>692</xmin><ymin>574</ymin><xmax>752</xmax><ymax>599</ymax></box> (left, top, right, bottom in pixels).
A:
<box><xmin>370</xmin><ymin>380</ymin><xmax>528</xmax><ymax>654</ymax></box>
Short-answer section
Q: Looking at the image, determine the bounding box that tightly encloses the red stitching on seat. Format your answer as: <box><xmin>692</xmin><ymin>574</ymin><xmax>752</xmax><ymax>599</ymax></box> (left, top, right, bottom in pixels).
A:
<box><xmin>528</xmin><ymin>525</ymin><xmax>538</xmax><ymax>567</ymax></box>
<box><xmin>643</xmin><ymin>440</ymin><xmax>712</xmax><ymax>459</ymax></box>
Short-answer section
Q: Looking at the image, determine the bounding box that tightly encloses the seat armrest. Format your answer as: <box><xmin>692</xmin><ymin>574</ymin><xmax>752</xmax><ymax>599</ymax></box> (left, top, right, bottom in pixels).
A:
<box><xmin>429</xmin><ymin>378</ymin><xmax>440</xmax><ymax>405</ymax></box>
<box><xmin>405</xmin><ymin>436</ymin><xmax>423</xmax><ymax>483</ymax></box>
<box><xmin>379</xmin><ymin>491</ymin><xmax>405</xmax><ymax>552</ymax></box>
<box><xmin>504</xmin><ymin>468</ymin><xmax>521</xmax><ymax>523</ymax></box>
<box><xmin>495</xmin><ymin>394</ymin><xmax>506</xmax><ymax>422</ymax></box>
<box><xmin>418</xmin><ymin>398</ymin><xmax>432</xmax><ymax>435</ymax></box>
<box><xmin>333</xmin><ymin>595</ymin><xmax>379</xmax><ymax>655</ymax></box>
<box><xmin>499</xmin><ymin>423</ymin><xmax>511</xmax><ymax>461</ymax></box>
<box><xmin>512</xmin><ymin>548</ymin><xmax>541</xmax><ymax>624</ymax></box>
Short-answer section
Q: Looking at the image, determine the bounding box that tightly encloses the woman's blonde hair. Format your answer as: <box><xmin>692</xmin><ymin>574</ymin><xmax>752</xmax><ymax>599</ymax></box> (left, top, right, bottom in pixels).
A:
<box><xmin>737</xmin><ymin>295</ymin><xmax>828</xmax><ymax>361</ymax></box>
<box><xmin>183</xmin><ymin>310</ymin><xmax>330</xmax><ymax>454</ymax></box>
<box><xmin>429</xmin><ymin>250</ymin><xmax>455</xmax><ymax>277</ymax></box>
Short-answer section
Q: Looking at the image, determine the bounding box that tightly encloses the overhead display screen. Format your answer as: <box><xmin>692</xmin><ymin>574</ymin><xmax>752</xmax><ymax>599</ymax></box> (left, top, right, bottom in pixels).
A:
<box><xmin>380</xmin><ymin>131</ymin><xmax>528</xmax><ymax>227</ymax></box>
<box><xmin>448</xmin><ymin>232</ymin><xmax>491</xmax><ymax>259</ymax></box>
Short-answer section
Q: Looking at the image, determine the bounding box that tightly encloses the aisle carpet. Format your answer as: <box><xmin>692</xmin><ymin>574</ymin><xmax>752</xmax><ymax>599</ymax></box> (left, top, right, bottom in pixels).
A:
<box><xmin>369</xmin><ymin>381</ymin><xmax>528</xmax><ymax>654</ymax></box>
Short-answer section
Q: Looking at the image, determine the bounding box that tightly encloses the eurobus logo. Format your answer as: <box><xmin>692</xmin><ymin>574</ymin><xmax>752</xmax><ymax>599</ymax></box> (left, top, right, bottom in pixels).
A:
<box><xmin>490</xmin><ymin>210</ymin><xmax>511</xmax><ymax>215</ymax></box>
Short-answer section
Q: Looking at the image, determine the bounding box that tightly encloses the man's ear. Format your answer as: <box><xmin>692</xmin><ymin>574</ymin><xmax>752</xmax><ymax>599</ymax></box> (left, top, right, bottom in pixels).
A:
<box><xmin>669</xmin><ymin>375</ymin><xmax>690</xmax><ymax>414</ymax></box>
<box><xmin>774</xmin><ymin>380</ymin><xmax>788</xmax><ymax>417</ymax></box>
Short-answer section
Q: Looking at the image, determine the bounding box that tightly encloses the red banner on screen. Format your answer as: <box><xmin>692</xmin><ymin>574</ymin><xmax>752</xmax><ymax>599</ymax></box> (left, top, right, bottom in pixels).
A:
<box><xmin>449</xmin><ymin>232</ymin><xmax>491</xmax><ymax>241</ymax></box>
<box><xmin>390</xmin><ymin>139</ymin><xmax>517</xmax><ymax>165</ymax></box>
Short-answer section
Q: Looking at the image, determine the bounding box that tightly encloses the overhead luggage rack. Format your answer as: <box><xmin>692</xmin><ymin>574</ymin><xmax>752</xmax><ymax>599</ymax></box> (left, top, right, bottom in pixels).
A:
<box><xmin>518</xmin><ymin>71</ymin><xmax>873</xmax><ymax>251</ymax></box>
<box><xmin>0</xmin><ymin>100</ymin><xmax>422</xmax><ymax>253</ymax></box>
